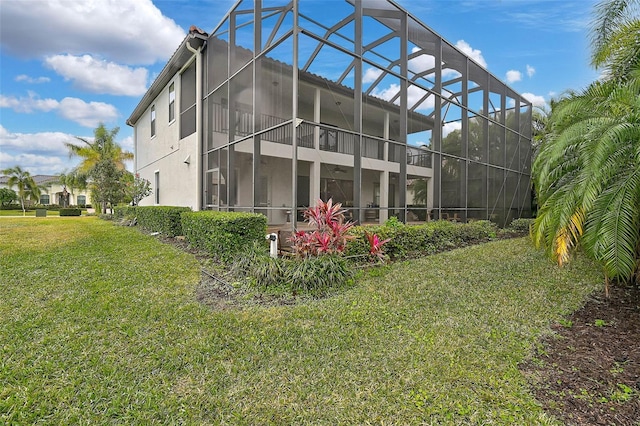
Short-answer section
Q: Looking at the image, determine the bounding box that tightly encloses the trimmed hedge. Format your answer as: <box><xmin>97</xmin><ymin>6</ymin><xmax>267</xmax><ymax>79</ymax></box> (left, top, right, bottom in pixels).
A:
<box><xmin>499</xmin><ymin>218</ymin><xmax>535</xmax><ymax>238</ymax></box>
<box><xmin>113</xmin><ymin>206</ymin><xmax>192</xmax><ymax>237</ymax></box>
<box><xmin>59</xmin><ymin>208</ymin><xmax>81</xmax><ymax>216</ymax></box>
<box><xmin>113</xmin><ymin>205</ymin><xmax>137</xmax><ymax>220</ymax></box>
<box><xmin>181</xmin><ymin>211</ymin><xmax>267</xmax><ymax>262</ymax></box>
<box><xmin>506</xmin><ymin>218</ymin><xmax>534</xmax><ymax>234</ymax></box>
<box><xmin>345</xmin><ymin>219</ymin><xmax>498</xmax><ymax>260</ymax></box>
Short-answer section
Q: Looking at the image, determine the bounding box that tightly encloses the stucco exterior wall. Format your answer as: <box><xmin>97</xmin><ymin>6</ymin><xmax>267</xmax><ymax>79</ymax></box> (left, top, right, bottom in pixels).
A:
<box><xmin>135</xmin><ymin>75</ymin><xmax>199</xmax><ymax>209</ymax></box>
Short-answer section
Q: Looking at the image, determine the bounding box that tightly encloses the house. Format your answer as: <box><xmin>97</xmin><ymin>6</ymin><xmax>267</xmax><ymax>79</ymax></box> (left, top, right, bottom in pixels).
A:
<box><xmin>127</xmin><ymin>0</ymin><xmax>532</xmax><ymax>228</ymax></box>
<box><xmin>0</xmin><ymin>175</ymin><xmax>92</xmax><ymax>207</ymax></box>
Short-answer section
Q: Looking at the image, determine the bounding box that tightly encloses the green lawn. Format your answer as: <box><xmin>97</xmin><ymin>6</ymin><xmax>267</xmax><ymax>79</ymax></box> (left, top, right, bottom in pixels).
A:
<box><xmin>0</xmin><ymin>217</ymin><xmax>602</xmax><ymax>424</ymax></box>
<box><xmin>0</xmin><ymin>209</ymin><xmax>60</xmax><ymax>216</ymax></box>
<box><xmin>0</xmin><ymin>208</ymin><xmax>92</xmax><ymax>217</ymax></box>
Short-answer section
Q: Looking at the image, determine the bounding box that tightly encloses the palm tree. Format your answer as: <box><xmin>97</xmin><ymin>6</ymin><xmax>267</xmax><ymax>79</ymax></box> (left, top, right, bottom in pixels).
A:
<box><xmin>532</xmin><ymin>70</ymin><xmax>640</xmax><ymax>295</ymax></box>
<box><xmin>532</xmin><ymin>0</ymin><xmax>640</xmax><ymax>296</ymax></box>
<box><xmin>591</xmin><ymin>0</ymin><xmax>640</xmax><ymax>81</ymax></box>
<box><xmin>65</xmin><ymin>124</ymin><xmax>133</xmax><ymax>213</ymax></box>
<box><xmin>58</xmin><ymin>170</ymin><xmax>87</xmax><ymax>207</ymax></box>
<box><xmin>1</xmin><ymin>166</ymin><xmax>42</xmax><ymax>216</ymax></box>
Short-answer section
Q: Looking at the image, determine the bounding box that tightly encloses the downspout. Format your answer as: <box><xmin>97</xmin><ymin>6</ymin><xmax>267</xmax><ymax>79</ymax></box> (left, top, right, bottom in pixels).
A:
<box><xmin>186</xmin><ymin>37</ymin><xmax>203</xmax><ymax>211</ymax></box>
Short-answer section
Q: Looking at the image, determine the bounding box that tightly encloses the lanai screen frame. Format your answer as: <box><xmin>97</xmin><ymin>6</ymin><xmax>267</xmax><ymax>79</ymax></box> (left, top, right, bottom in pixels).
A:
<box><xmin>201</xmin><ymin>0</ymin><xmax>532</xmax><ymax>228</ymax></box>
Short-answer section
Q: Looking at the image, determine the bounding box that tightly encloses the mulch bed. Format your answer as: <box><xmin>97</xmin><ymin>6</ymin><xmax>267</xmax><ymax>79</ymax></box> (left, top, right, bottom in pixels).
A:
<box><xmin>522</xmin><ymin>285</ymin><xmax>640</xmax><ymax>425</ymax></box>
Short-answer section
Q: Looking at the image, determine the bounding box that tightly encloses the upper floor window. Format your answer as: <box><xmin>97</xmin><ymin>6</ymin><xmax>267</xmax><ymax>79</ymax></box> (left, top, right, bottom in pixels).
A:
<box><xmin>151</xmin><ymin>105</ymin><xmax>156</xmax><ymax>137</ymax></box>
<box><xmin>180</xmin><ymin>61</ymin><xmax>197</xmax><ymax>139</ymax></box>
<box><xmin>169</xmin><ymin>83</ymin><xmax>175</xmax><ymax>123</ymax></box>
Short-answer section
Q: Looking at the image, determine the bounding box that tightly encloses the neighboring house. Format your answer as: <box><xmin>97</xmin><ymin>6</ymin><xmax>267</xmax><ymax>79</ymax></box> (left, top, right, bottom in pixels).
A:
<box><xmin>127</xmin><ymin>0</ymin><xmax>532</xmax><ymax>228</ymax></box>
<box><xmin>0</xmin><ymin>175</ymin><xmax>92</xmax><ymax>207</ymax></box>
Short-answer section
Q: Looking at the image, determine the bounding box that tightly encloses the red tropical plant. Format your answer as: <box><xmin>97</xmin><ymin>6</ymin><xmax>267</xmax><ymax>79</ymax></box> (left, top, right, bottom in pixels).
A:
<box><xmin>365</xmin><ymin>231</ymin><xmax>391</xmax><ymax>261</ymax></box>
<box><xmin>289</xmin><ymin>198</ymin><xmax>355</xmax><ymax>257</ymax></box>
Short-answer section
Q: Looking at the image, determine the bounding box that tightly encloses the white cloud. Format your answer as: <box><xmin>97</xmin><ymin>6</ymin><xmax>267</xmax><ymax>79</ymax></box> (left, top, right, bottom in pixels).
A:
<box><xmin>370</xmin><ymin>81</ymin><xmax>434</xmax><ymax>111</ymax></box>
<box><xmin>120</xmin><ymin>136</ymin><xmax>134</xmax><ymax>153</ymax></box>
<box><xmin>0</xmin><ymin>92</ymin><xmax>59</xmax><ymax>113</ymax></box>
<box><xmin>455</xmin><ymin>40</ymin><xmax>487</xmax><ymax>68</ymax></box>
<box><xmin>0</xmin><ymin>92</ymin><xmax>118</xmax><ymax>127</ymax></box>
<box><xmin>526</xmin><ymin>64</ymin><xmax>535</xmax><ymax>78</ymax></box>
<box><xmin>58</xmin><ymin>98</ymin><xmax>119</xmax><ymax>128</ymax></box>
<box><xmin>521</xmin><ymin>92</ymin><xmax>547</xmax><ymax>108</ymax></box>
<box><xmin>0</xmin><ymin>0</ymin><xmax>185</xmax><ymax>65</ymax></box>
<box><xmin>363</xmin><ymin>67</ymin><xmax>383</xmax><ymax>84</ymax></box>
<box><xmin>0</xmin><ymin>125</ymin><xmax>74</xmax><ymax>156</ymax></box>
<box><xmin>505</xmin><ymin>70</ymin><xmax>522</xmax><ymax>83</ymax></box>
<box><xmin>0</xmin><ymin>125</ymin><xmax>81</xmax><ymax>174</ymax></box>
<box><xmin>0</xmin><ymin>152</ymin><xmax>70</xmax><ymax>176</ymax></box>
<box><xmin>443</xmin><ymin>121</ymin><xmax>462</xmax><ymax>138</ymax></box>
<box><xmin>408</xmin><ymin>85</ymin><xmax>434</xmax><ymax>111</ymax></box>
<box><xmin>371</xmin><ymin>83</ymin><xmax>400</xmax><ymax>103</ymax></box>
<box><xmin>409</xmin><ymin>47</ymin><xmax>436</xmax><ymax>72</ymax></box>
<box><xmin>15</xmin><ymin>75</ymin><xmax>50</xmax><ymax>84</ymax></box>
<box><xmin>45</xmin><ymin>54</ymin><xmax>148</xmax><ymax>96</ymax></box>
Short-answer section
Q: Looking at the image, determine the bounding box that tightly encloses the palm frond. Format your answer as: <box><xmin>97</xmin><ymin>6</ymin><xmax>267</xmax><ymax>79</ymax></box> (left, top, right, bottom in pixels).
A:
<box><xmin>590</xmin><ymin>0</ymin><xmax>638</xmax><ymax>67</ymax></box>
<box><xmin>584</xmin><ymin>166</ymin><xmax>640</xmax><ymax>280</ymax></box>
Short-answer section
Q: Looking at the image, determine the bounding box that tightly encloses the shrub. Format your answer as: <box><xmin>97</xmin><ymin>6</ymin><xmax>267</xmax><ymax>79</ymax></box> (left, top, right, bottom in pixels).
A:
<box><xmin>134</xmin><ymin>206</ymin><xmax>191</xmax><ymax>237</ymax></box>
<box><xmin>457</xmin><ymin>220</ymin><xmax>498</xmax><ymax>242</ymax></box>
<box><xmin>506</xmin><ymin>218</ymin><xmax>534</xmax><ymax>234</ymax></box>
<box><xmin>346</xmin><ymin>220</ymin><xmax>497</xmax><ymax>260</ymax></box>
<box><xmin>113</xmin><ymin>205</ymin><xmax>137</xmax><ymax>221</ymax></box>
<box><xmin>285</xmin><ymin>255</ymin><xmax>351</xmax><ymax>294</ymax></box>
<box><xmin>230</xmin><ymin>241</ymin><xmax>270</xmax><ymax>278</ymax></box>
<box><xmin>59</xmin><ymin>208</ymin><xmax>81</xmax><ymax>216</ymax></box>
<box><xmin>234</xmin><ymin>251</ymin><xmax>352</xmax><ymax>295</ymax></box>
<box><xmin>181</xmin><ymin>211</ymin><xmax>267</xmax><ymax>262</ymax></box>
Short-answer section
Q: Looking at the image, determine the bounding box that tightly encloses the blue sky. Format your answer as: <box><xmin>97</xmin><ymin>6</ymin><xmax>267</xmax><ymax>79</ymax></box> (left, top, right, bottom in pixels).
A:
<box><xmin>0</xmin><ymin>0</ymin><xmax>599</xmax><ymax>175</ymax></box>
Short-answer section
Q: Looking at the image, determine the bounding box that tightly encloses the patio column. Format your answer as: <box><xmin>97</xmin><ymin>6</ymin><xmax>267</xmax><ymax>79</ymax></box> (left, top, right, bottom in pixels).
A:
<box><xmin>380</xmin><ymin>170</ymin><xmax>389</xmax><ymax>223</ymax></box>
<box><xmin>310</xmin><ymin>160</ymin><xmax>321</xmax><ymax>207</ymax></box>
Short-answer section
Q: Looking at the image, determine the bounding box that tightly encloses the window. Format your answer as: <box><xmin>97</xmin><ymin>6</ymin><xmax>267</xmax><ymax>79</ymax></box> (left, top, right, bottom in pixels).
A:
<box><xmin>77</xmin><ymin>195</ymin><xmax>86</xmax><ymax>206</ymax></box>
<box><xmin>39</xmin><ymin>194</ymin><xmax>50</xmax><ymax>205</ymax></box>
<box><xmin>151</xmin><ymin>105</ymin><xmax>156</xmax><ymax>137</ymax></box>
<box><xmin>169</xmin><ymin>83</ymin><xmax>175</xmax><ymax>122</ymax></box>
<box><xmin>180</xmin><ymin>61</ymin><xmax>197</xmax><ymax>139</ymax></box>
<box><xmin>154</xmin><ymin>171</ymin><xmax>160</xmax><ymax>204</ymax></box>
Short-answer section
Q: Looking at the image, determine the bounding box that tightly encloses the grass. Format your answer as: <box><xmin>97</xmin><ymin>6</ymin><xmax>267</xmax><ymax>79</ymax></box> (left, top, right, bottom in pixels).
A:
<box><xmin>0</xmin><ymin>217</ymin><xmax>603</xmax><ymax>424</ymax></box>
<box><xmin>0</xmin><ymin>209</ymin><xmax>60</xmax><ymax>216</ymax></box>
<box><xmin>0</xmin><ymin>208</ymin><xmax>91</xmax><ymax>217</ymax></box>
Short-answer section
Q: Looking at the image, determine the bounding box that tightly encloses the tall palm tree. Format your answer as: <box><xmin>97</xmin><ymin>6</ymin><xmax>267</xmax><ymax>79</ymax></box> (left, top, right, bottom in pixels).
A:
<box><xmin>591</xmin><ymin>0</ymin><xmax>640</xmax><ymax>81</ymax></box>
<box><xmin>66</xmin><ymin>124</ymin><xmax>133</xmax><ymax>173</ymax></box>
<box><xmin>1</xmin><ymin>166</ymin><xmax>41</xmax><ymax>216</ymax></box>
<box><xmin>65</xmin><ymin>124</ymin><xmax>133</xmax><ymax>213</ymax></box>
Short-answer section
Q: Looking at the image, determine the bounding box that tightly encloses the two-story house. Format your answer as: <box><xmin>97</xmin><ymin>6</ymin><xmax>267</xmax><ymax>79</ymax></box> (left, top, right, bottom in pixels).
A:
<box><xmin>127</xmin><ymin>0</ymin><xmax>533</xmax><ymax>228</ymax></box>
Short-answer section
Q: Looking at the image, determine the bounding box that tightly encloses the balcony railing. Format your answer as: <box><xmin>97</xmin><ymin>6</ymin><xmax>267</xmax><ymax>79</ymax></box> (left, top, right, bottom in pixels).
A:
<box><xmin>407</xmin><ymin>146</ymin><xmax>432</xmax><ymax>167</ymax></box>
<box><xmin>210</xmin><ymin>102</ymin><xmax>430</xmax><ymax>167</ymax></box>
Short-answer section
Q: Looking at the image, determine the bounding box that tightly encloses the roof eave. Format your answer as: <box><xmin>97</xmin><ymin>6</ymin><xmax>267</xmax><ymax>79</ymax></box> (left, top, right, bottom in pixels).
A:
<box><xmin>126</xmin><ymin>32</ymin><xmax>207</xmax><ymax>127</ymax></box>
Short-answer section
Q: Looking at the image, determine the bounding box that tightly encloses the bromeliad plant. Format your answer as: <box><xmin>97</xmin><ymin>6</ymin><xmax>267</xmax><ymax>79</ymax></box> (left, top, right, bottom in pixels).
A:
<box><xmin>365</xmin><ymin>231</ymin><xmax>391</xmax><ymax>262</ymax></box>
<box><xmin>289</xmin><ymin>198</ymin><xmax>355</xmax><ymax>257</ymax></box>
